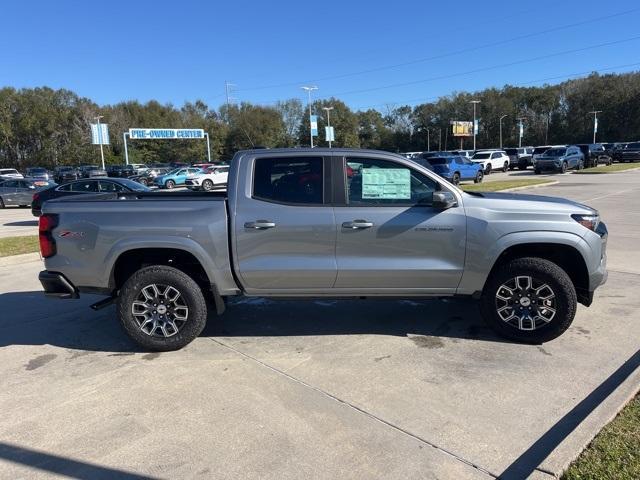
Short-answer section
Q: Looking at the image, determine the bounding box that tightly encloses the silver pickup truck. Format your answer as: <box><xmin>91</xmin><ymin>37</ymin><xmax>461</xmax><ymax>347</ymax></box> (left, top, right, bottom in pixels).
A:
<box><xmin>38</xmin><ymin>148</ymin><xmax>608</xmax><ymax>351</ymax></box>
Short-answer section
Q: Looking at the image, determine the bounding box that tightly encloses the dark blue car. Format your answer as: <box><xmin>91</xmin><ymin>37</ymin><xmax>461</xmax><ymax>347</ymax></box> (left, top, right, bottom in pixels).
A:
<box><xmin>413</xmin><ymin>156</ymin><xmax>483</xmax><ymax>185</ymax></box>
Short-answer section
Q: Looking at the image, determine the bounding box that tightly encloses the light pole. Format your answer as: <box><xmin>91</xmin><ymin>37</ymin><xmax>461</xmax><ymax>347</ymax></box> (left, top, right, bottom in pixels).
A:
<box><xmin>301</xmin><ymin>86</ymin><xmax>318</xmax><ymax>148</ymax></box>
<box><xmin>94</xmin><ymin>115</ymin><xmax>105</xmax><ymax>170</ymax></box>
<box><xmin>499</xmin><ymin>114</ymin><xmax>508</xmax><ymax>149</ymax></box>
<box><xmin>517</xmin><ymin>117</ymin><xmax>525</xmax><ymax>148</ymax></box>
<box><xmin>438</xmin><ymin>128</ymin><xmax>442</xmax><ymax>151</ymax></box>
<box><xmin>426</xmin><ymin>127</ymin><xmax>430</xmax><ymax>151</ymax></box>
<box><xmin>470</xmin><ymin>100</ymin><xmax>481</xmax><ymax>150</ymax></box>
<box><xmin>322</xmin><ymin>106</ymin><xmax>334</xmax><ymax>148</ymax></box>
<box><xmin>588</xmin><ymin>110</ymin><xmax>602</xmax><ymax>143</ymax></box>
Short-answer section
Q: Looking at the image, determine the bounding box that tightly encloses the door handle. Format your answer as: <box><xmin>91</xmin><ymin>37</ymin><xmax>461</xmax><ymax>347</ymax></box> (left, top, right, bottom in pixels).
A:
<box><xmin>244</xmin><ymin>220</ymin><xmax>276</xmax><ymax>229</ymax></box>
<box><xmin>342</xmin><ymin>220</ymin><xmax>374</xmax><ymax>229</ymax></box>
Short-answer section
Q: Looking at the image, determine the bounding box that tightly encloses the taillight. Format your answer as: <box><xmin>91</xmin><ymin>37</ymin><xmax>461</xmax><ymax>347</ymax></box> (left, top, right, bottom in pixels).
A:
<box><xmin>39</xmin><ymin>214</ymin><xmax>59</xmax><ymax>258</ymax></box>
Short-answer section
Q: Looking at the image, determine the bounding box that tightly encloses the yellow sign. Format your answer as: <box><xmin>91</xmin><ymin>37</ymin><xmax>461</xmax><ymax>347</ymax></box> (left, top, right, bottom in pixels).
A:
<box><xmin>451</xmin><ymin>121</ymin><xmax>473</xmax><ymax>137</ymax></box>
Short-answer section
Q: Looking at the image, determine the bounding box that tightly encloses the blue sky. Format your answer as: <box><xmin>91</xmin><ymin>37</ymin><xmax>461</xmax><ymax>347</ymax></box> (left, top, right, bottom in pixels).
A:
<box><xmin>1</xmin><ymin>0</ymin><xmax>639</xmax><ymax>111</ymax></box>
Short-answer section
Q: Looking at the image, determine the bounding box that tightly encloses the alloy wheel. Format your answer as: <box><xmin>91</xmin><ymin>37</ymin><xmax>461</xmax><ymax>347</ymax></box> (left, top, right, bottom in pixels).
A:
<box><xmin>495</xmin><ymin>275</ymin><xmax>556</xmax><ymax>331</ymax></box>
<box><xmin>131</xmin><ymin>284</ymin><xmax>189</xmax><ymax>337</ymax></box>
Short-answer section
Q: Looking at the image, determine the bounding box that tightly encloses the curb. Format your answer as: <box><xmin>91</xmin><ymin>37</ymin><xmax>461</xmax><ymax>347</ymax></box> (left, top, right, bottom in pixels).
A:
<box><xmin>495</xmin><ymin>180</ymin><xmax>559</xmax><ymax>193</ymax></box>
<box><xmin>0</xmin><ymin>252</ymin><xmax>42</xmax><ymax>267</ymax></box>
<box><xmin>573</xmin><ymin>166</ymin><xmax>640</xmax><ymax>175</ymax></box>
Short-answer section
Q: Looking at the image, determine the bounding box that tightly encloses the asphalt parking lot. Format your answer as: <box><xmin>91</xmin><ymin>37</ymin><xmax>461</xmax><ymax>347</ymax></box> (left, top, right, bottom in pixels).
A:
<box><xmin>1</xmin><ymin>170</ymin><xmax>639</xmax><ymax>479</ymax></box>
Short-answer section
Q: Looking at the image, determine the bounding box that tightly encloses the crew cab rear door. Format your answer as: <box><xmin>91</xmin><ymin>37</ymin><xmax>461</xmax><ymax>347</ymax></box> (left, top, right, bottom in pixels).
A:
<box><xmin>232</xmin><ymin>154</ymin><xmax>337</xmax><ymax>293</ymax></box>
<box><xmin>333</xmin><ymin>154</ymin><xmax>466</xmax><ymax>293</ymax></box>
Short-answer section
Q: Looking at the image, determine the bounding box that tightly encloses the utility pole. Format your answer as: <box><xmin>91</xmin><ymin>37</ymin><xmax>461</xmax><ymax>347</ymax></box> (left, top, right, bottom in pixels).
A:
<box><xmin>438</xmin><ymin>128</ymin><xmax>442</xmax><ymax>151</ymax></box>
<box><xmin>499</xmin><ymin>114</ymin><xmax>508</xmax><ymax>149</ymax></box>
<box><xmin>470</xmin><ymin>100</ymin><xmax>481</xmax><ymax>151</ymax></box>
<box><xmin>588</xmin><ymin>111</ymin><xmax>602</xmax><ymax>143</ymax></box>
<box><xmin>301</xmin><ymin>86</ymin><xmax>318</xmax><ymax>148</ymax></box>
<box><xmin>426</xmin><ymin>127</ymin><xmax>430</xmax><ymax>151</ymax></box>
<box><xmin>517</xmin><ymin>117</ymin><xmax>525</xmax><ymax>148</ymax></box>
<box><xmin>94</xmin><ymin>115</ymin><xmax>105</xmax><ymax>170</ymax></box>
<box><xmin>224</xmin><ymin>81</ymin><xmax>236</xmax><ymax>124</ymax></box>
<box><xmin>322</xmin><ymin>106</ymin><xmax>334</xmax><ymax>148</ymax></box>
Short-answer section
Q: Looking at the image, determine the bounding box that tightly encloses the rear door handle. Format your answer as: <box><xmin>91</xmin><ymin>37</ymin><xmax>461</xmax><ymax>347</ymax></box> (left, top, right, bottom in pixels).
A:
<box><xmin>342</xmin><ymin>220</ymin><xmax>374</xmax><ymax>229</ymax></box>
<box><xmin>244</xmin><ymin>220</ymin><xmax>276</xmax><ymax>229</ymax></box>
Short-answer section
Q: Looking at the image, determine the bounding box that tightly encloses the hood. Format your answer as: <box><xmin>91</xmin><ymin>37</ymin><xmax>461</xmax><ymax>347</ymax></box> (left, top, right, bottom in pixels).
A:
<box><xmin>463</xmin><ymin>191</ymin><xmax>595</xmax><ymax>215</ymax></box>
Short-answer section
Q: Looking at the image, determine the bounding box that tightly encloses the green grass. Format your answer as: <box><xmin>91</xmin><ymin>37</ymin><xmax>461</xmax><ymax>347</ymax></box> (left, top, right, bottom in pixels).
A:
<box><xmin>0</xmin><ymin>236</ymin><xmax>40</xmax><ymax>257</ymax></box>
<box><xmin>563</xmin><ymin>394</ymin><xmax>640</xmax><ymax>480</ymax></box>
<box><xmin>574</xmin><ymin>163</ymin><xmax>640</xmax><ymax>174</ymax></box>
<box><xmin>461</xmin><ymin>179</ymin><xmax>554</xmax><ymax>192</ymax></box>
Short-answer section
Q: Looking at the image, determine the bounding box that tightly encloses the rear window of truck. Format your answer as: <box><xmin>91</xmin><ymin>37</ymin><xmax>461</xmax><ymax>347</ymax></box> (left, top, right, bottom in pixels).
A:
<box><xmin>253</xmin><ymin>157</ymin><xmax>324</xmax><ymax>205</ymax></box>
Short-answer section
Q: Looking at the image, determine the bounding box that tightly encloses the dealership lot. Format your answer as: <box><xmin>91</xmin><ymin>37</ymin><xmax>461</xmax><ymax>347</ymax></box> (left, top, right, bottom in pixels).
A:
<box><xmin>0</xmin><ymin>170</ymin><xmax>639</xmax><ymax>479</ymax></box>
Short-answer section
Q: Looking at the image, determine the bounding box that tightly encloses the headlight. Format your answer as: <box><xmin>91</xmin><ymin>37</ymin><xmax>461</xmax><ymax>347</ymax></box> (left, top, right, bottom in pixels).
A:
<box><xmin>572</xmin><ymin>213</ymin><xmax>600</xmax><ymax>232</ymax></box>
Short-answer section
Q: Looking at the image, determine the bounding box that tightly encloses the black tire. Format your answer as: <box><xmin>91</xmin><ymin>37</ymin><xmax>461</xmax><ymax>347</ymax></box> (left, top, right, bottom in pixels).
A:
<box><xmin>577</xmin><ymin>160</ymin><xmax>584</xmax><ymax>170</ymax></box>
<box><xmin>480</xmin><ymin>257</ymin><xmax>577</xmax><ymax>343</ymax></box>
<box><xmin>474</xmin><ymin>170</ymin><xmax>484</xmax><ymax>184</ymax></box>
<box><xmin>503</xmin><ymin>161</ymin><xmax>509</xmax><ymax>173</ymax></box>
<box><xmin>202</xmin><ymin>179</ymin><xmax>214</xmax><ymax>191</ymax></box>
<box><xmin>518</xmin><ymin>163</ymin><xmax>527</xmax><ymax>170</ymax></box>
<box><xmin>451</xmin><ymin>172</ymin><xmax>460</xmax><ymax>185</ymax></box>
<box><xmin>165</xmin><ymin>179</ymin><xmax>175</xmax><ymax>189</ymax></box>
<box><xmin>0</xmin><ymin>198</ymin><xmax>4</xmax><ymax>209</ymax></box>
<box><xmin>561</xmin><ymin>161</ymin><xmax>568</xmax><ymax>173</ymax></box>
<box><xmin>117</xmin><ymin>266</ymin><xmax>208</xmax><ymax>351</ymax></box>
<box><xmin>485</xmin><ymin>164</ymin><xmax>492</xmax><ymax>175</ymax></box>
<box><xmin>139</xmin><ymin>178</ymin><xmax>148</xmax><ymax>186</ymax></box>
<box><xmin>534</xmin><ymin>169</ymin><xmax>541</xmax><ymax>175</ymax></box>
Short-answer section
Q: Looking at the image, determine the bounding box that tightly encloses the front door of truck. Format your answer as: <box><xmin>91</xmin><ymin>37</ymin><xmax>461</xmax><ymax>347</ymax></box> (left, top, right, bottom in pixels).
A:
<box><xmin>233</xmin><ymin>155</ymin><xmax>337</xmax><ymax>293</ymax></box>
<box><xmin>333</xmin><ymin>156</ymin><xmax>467</xmax><ymax>293</ymax></box>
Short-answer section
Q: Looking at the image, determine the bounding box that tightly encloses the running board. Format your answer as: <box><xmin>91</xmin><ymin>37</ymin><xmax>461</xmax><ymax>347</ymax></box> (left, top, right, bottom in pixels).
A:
<box><xmin>90</xmin><ymin>296</ymin><xmax>117</xmax><ymax>311</ymax></box>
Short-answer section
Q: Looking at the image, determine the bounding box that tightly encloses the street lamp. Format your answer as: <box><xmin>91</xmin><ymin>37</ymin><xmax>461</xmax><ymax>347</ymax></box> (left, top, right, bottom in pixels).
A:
<box><xmin>426</xmin><ymin>127</ymin><xmax>430</xmax><ymax>152</ymax></box>
<box><xmin>588</xmin><ymin>110</ymin><xmax>602</xmax><ymax>143</ymax></box>
<box><xmin>301</xmin><ymin>86</ymin><xmax>318</xmax><ymax>148</ymax></box>
<box><xmin>470</xmin><ymin>100</ymin><xmax>481</xmax><ymax>150</ymax></box>
<box><xmin>94</xmin><ymin>115</ymin><xmax>105</xmax><ymax>170</ymax></box>
<box><xmin>499</xmin><ymin>114</ymin><xmax>508</xmax><ymax>149</ymax></box>
<box><xmin>322</xmin><ymin>106</ymin><xmax>334</xmax><ymax>148</ymax></box>
<box><xmin>517</xmin><ymin>117</ymin><xmax>526</xmax><ymax>148</ymax></box>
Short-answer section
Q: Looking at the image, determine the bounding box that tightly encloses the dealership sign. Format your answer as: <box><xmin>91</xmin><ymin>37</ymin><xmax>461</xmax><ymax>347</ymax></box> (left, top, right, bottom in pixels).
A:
<box><xmin>129</xmin><ymin>128</ymin><xmax>205</xmax><ymax>140</ymax></box>
<box><xmin>450</xmin><ymin>121</ymin><xmax>473</xmax><ymax>137</ymax></box>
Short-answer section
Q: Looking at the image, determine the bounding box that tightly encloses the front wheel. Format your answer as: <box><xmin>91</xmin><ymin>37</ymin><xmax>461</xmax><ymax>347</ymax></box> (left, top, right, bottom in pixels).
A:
<box><xmin>577</xmin><ymin>160</ymin><xmax>585</xmax><ymax>170</ymax></box>
<box><xmin>117</xmin><ymin>266</ymin><xmax>208</xmax><ymax>351</ymax></box>
<box><xmin>534</xmin><ymin>169</ymin><xmax>541</xmax><ymax>175</ymax></box>
<box><xmin>0</xmin><ymin>198</ymin><xmax>4</xmax><ymax>209</ymax></box>
<box><xmin>474</xmin><ymin>170</ymin><xmax>484</xmax><ymax>183</ymax></box>
<box><xmin>139</xmin><ymin>178</ymin><xmax>148</xmax><ymax>186</ymax></box>
<box><xmin>480</xmin><ymin>257</ymin><xmax>576</xmax><ymax>343</ymax></box>
<box><xmin>451</xmin><ymin>172</ymin><xmax>460</xmax><ymax>185</ymax></box>
<box><xmin>202</xmin><ymin>179</ymin><xmax>214</xmax><ymax>191</ymax></box>
<box><xmin>561</xmin><ymin>162</ymin><xmax>568</xmax><ymax>173</ymax></box>
<box><xmin>503</xmin><ymin>161</ymin><xmax>509</xmax><ymax>173</ymax></box>
<box><xmin>485</xmin><ymin>164</ymin><xmax>492</xmax><ymax>175</ymax></box>
<box><xmin>165</xmin><ymin>179</ymin><xmax>176</xmax><ymax>189</ymax></box>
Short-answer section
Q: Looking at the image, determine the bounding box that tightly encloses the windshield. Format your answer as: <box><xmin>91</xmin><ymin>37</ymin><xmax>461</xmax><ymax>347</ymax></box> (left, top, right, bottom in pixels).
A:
<box><xmin>504</xmin><ymin>149</ymin><xmax>518</xmax><ymax>155</ymax></box>
<box><xmin>30</xmin><ymin>168</ymin><xmax>47</xmax><ymax>173</ymax></box>
<box><xmin>428</xmin><ymin>157</ymin><xmax>452</xmax><ymax>165</ymax></box>
<box><xmin>472</xmin><ymin>153</ymin><xmax>490</xmax><ymax>159</ymax></box>
<box><xmin>544</xmin><ymin>148</ymin><xmax>567</xmax><ymax>157</ymax></box>
<box><xmin>533</xmin><ymin>147</ymin><xmax>549</xmax><ymax>154</ymax></box>
<box><xmin>628</xmin><ymin>142</ymin><xmax>640</xmax><ymax>149</ymax></box>
<box><xmin>0</xmin><ymin>169</ymin><xmax>19</xmax><ymax>174</ymax></box>
<box><xmin>117</xmin><ymin>179</ymin><xmax>152</xmax><ymax>192</ymax></box>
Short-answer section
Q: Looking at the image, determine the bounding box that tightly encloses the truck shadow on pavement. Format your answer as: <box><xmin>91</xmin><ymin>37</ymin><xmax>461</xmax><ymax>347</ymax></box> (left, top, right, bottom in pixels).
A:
<box><xmin>3</xmin><ymin>220</ymin><xmax>38</xmax><ymax>227</ymax></box>
<box><xmin>0</xmin><ymin>292</ymin><xmax>505</xmax><ymax>352</ymax></box>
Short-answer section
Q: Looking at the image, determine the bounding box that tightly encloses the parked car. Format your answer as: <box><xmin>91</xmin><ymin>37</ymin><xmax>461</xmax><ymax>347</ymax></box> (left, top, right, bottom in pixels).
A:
<box><xmin>0</xmin><ymin>179</ymin><xmax>53</xmax><ymax>208</ymax></box>
<box><xmin>53</xmin><ymin>166</ymin><xmax>80</xmax><ymax>183</ymax></box>
<box><xmin>617</xmin><ymin>142</ymin><xmax>640</xmax><ymax>162</ymax></box>
<box><xmin>185</xmin><ymin>165</ymin><xmax>230</xmax><ymax>191</ymax></box>
<box><xmin>0</xmin><ymin>168</ymin><xmax>24</xmax><ymax>181</ymax></box>
<box><xmin>129</xmin><ymin>167</ymin><xmax>171</xmax><ymax>186</ymax></box>
<box><xmin>576</xmin><ymin>144</ymin><xmax>611</xmax><ymax>167</ymax></box>
<box><xmin>449</xmin><ymin>150</ymin><xmax>474</xmax><ymax>160</ymax></box>
<box><xmin>409</xmin><ymin>157</ymin><xmax>433</xmax><ymax>171</ymax></box>
<box><xmin>504</xmin><ymin>147</ymin><xmax>534</xmax><ymax>170</ymax></box>
<box><xmin>37</xmin><ymin>147</ymin><xmax>608</xmax><ymax>351</ymax></box>
<box><xmin>534</xmin><ymin>146</ymin><xmax>584</xmax><ymax>174</ymax></box>
<box><xmin>611</xmin><ymin>143</ymin><xmax>628</xmax><ymax>162</ymax></box>
<box><xmin>471</xmin><ymin>150</ymin><xmax>510</xmax><ymax>173</ymax></box>
<box><xmin>423</xmin><ymin>156</ymin><xmax>483</xmax><ymax>184</ymax></box>
<box><xmin>31</xmin><ymin>178</ymin><xmax>150</xmax><ymax>216</ymax></box>
<box><xmin>154</xmin><ymin>167</ymin><xmax>202</xmax><ymax>189</ymax></box>
<box><xmin>25</xmin><ymin>167</ymin><xmax>52</xmax><ymax>181</ymax></box>
<box><xmin>78</xmin><ymin>165</ymin><xmax>107</xmax><ymax>178</ymax></box>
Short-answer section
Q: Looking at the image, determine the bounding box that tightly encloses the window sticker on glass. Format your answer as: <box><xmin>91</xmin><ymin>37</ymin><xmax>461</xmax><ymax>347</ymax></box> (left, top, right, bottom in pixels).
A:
<box><xmin>361</xmin><ymin>168</ymin><xmax>411</xmax><ymax>199</ymax></box>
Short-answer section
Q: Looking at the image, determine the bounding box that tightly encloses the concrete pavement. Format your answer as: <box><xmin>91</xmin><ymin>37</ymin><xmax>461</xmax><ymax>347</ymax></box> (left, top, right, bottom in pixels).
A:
<box><xmin>0</xmin><ymin>170</ymin><xmax>639</xmax><ymax>479</ymax></box>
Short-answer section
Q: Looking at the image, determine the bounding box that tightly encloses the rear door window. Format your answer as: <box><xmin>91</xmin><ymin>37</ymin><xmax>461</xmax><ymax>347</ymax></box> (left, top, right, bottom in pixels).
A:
<box><xmin>253</xmin><ymin>157</ymin><xmax>324</xmax><ymax>205</ymax></box>
<box><xmin>71</xmin><ymin>180</ymin><xmax>99</xmax><ymax>192</ymax></box>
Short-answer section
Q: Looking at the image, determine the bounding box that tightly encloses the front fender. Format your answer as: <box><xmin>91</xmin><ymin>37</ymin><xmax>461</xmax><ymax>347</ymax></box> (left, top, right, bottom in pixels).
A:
<box><xmin>457</xmin><ymin>230</ymin><xmax>588</xmax><ymax>295</ymax></box>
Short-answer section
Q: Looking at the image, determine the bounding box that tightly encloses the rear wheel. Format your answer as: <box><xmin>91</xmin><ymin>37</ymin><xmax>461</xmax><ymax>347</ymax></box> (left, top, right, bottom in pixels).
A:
<box><xmin>0</xmin><ymin>198</ymin><xmax>4</xmax><ymax>209</ymax></box>
<box><xmin>165</xmin><ymin>179</ymin><xmax>176</xmax><ymax>189</ymax></box>
<box><xmin>534</xmin><ymin>169</ymin><xmax>541</xmax><ymax>175</ymax></box>
<box><xmin>503</xmin><ymin>161</ymin><xmax>509</xmax><ymax>172</ymax></box>
<box><xmin>117</xmin><ymin>266</ymin><xmax>208</xmax><ymax>351</ymax></box>
<box><xmin>480</xmin><ymin>257</ymin><xmax>576</xmax><ymax>343</ymax></box>
<box><xmin>577</xmin><ymin>160</ymin><xmax>585</xmax><ymax>170</ymax></box>
<box><xmin>561</xmin><ymin>161</ymin><xmax>568</xmax><ymax>173</ymax></box>
<box><xmin>139</xmin><ymin>178</ymin><xmax>148</xmax><ymax>186</ymax></box>
<box><xmin>202</xmin><ymin>179</ymin><xmax>214</xmax><ymax>191</ymax></box>
<box><xmin>451</xmin><ymin>172</ymin><xmax>460</xmax><ymax>185</ymax></box>
<box><xmin>485</xmin><ymin>164</ymin><xmax>492</xmax><ymax>175</ymax></box>
<box><xmin>474</xmin><ymin>170</ymin><xmax>484</xmax><ymax>183</ymax></box>
<box><xmin>518</xmin><ymin>162</ymin><xmax>527</xmax><ymax>170</ymax></box>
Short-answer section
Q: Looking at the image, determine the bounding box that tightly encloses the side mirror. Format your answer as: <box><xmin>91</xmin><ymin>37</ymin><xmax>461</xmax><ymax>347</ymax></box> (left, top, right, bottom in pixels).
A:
<box><xmin>432</xmin><ymin>191</ymin><xmax>458</xmax><ymax>210</ymax></box>
<box><xmin>29</xmin><ymin>185</ymin><xmax>36</xmax><ymax>189</ymax></box>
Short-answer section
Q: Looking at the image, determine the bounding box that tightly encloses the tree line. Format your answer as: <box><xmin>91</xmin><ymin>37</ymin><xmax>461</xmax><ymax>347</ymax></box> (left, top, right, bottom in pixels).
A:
<box><xmin>1</xmin><ymin>70</ymin><xmax>639</xmax><ymax>169</ymax></box>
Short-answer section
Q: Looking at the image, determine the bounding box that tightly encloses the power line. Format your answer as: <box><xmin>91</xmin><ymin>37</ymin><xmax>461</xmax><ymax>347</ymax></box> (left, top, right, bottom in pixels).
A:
<box><xmin>233</xmin><ymin>8</ymin><xmax>639</xmax><ymax>93</ymax></box>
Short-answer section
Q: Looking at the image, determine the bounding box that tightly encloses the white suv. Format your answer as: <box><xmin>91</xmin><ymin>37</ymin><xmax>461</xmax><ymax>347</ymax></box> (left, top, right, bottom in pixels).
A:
<box><xmin>471</xmin><ymin>150</ymin><xmax>510</xmax><ymax>174</ymax></box>
<box><xmin>185</xmin><ymin>165</ymin><xmax>230</xmax><ymax>191</ymax></box>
